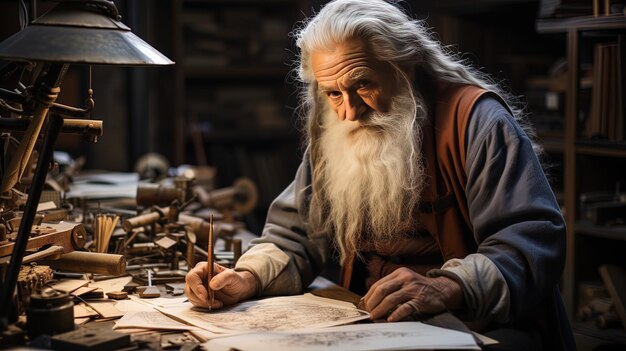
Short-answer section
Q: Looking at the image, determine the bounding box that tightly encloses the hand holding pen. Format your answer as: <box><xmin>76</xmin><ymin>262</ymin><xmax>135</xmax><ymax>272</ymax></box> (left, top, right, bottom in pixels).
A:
<box><xmin>185</xmin><ymin>212</ymin><xmax>258</xmax><ymax>309</ymax></box>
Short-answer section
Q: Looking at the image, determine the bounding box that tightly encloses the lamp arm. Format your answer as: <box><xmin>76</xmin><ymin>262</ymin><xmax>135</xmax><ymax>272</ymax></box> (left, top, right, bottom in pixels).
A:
<box><xmin>50</xmin><ymin>93</ymin><xmax>94</xmax><ymax>118</ymax></box>
<box><xmin>0</xmin><ymin>99</ymin><xmax>24</xmax><ymax>114</ymax></box>
<box><xmin>0</xmin><ymin>63</ymin><xmax>68</xmax><ymax>194</ymax></box>
<box><xmin>0</xmin><ymin>117</ymin><xmax>102</xmax><ymax>141</ymax></box>
<box><xmin>0</xmin><ymin>113</ymin><xmax>64</xmax><ymax>330</ymax></box>
<box><xmin>0</xmin><ymin>88</ymin><xmax>27</xmax><ymax>106</ymax></box>
<box><xmin>0</xmin><ymin>86</ymin><xmax>95</xmax><ymax>118</ymax></box>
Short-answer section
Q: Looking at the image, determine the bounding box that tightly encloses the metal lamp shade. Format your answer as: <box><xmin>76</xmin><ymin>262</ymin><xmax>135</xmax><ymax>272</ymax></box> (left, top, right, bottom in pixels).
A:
<box><xmin>0</xmin><ymin>2</ymin><xmax>174</xmax><ymax>66</ymax></box>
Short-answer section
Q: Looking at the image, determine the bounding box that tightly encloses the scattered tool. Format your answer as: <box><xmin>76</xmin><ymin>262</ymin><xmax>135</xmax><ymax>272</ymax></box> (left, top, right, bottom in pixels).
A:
<box><xmin>122</xmin><ymin>281</ymin><xmax>139</xmax><ymax>293</ymax></box>
<box><xmin>138</xmin><ymin>270</ymin><xmax>160</xmax><ymax>298</ymax></box>
<box><xmin>39</xmin><ymin>251</ymin><xmax>126</xmax><ymax>276</ymax></box>
<box><xmin>94</xmin><ymin>213</ymin><xmax>119</xmax><ymax>253</ymax></box>
<box><xmin>50</xmin><ymin>325</ymin><xmax>131</xmax><ymax>351</ymax></box>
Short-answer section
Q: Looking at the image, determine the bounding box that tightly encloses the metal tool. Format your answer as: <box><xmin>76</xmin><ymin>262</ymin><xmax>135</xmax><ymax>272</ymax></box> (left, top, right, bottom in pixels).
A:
<box><xmin>138</xmin><ymin>270</ymin><xmax>160</xmax><ymax>298</ymax></box>
<box><xmin>50</xmin><ymin>325</ymin><xmax>131</xmax><ymax>351</ymax></box>
<box><xmin>193</xmin><ymin>178</ymin><xmax>258</xmax><ymax>221</ymax></box>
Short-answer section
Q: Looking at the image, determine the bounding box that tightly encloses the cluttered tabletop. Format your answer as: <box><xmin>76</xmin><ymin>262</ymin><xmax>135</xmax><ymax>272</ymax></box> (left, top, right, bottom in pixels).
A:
<box><xmin>0</xmin><ymin>170</ymin><xmax>483</xmax><ymax>350</ymax></box>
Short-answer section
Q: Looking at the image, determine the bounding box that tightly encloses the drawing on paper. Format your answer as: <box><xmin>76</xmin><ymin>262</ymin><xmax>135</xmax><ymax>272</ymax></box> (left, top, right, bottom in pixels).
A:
<box><xmin>204</xmin><ymin>321</ymin><xmax>480</xmax><ymax>351</ymax></box>
<box><xmin>269</xmin><ymin>330</ymin><xmax>413</xmax><ymax>347</ymax></box>
<box><xmin>185</xmin><ymin>300</ymin><xmax>368</xmax><ymax>331</ymax></box>
<box><xmin>158</xmin><ymin>294</ymin><xmax>370</xmax><ymax>333</ymax></box>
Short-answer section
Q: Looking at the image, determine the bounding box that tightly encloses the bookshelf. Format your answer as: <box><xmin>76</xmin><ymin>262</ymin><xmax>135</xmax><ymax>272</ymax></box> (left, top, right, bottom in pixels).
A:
<box><xmin>170</xmin><ymin>0</ymin><xmax>310</xmax><ymax>233</ymax></box>
<box><xmin>537</xmin><ymin>13</ymin><xmax>626</xmax><ymax>348</ymax></box>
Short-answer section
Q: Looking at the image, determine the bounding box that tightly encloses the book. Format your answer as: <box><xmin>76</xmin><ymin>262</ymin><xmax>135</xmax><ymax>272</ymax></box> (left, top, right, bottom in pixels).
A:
<box><xmin>599</xmin><ymin>264</ymin><xmax>626</xmax><ymax>331</ymax></box>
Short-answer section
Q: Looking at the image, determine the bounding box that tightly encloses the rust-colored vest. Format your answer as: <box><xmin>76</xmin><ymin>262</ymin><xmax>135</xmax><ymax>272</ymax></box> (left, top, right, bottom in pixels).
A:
<box><xmin>341</xmin><ymin>84</ymin><xmax>494</xmax><ymax>289</ymax></box>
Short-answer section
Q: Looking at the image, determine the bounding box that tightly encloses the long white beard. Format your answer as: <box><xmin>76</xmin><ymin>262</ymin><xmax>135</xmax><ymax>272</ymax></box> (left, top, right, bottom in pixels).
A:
<box><xmin>317</xmin><ymin>88</ymin><xmax>426</xmax><ymax>262</ymax></box>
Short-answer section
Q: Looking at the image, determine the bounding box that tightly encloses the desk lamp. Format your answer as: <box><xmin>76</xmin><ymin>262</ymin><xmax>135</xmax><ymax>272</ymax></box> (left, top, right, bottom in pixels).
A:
<box><xmin>0</xmin><ymin>0</ymin><xmax>173</xmax><ymax>337</ymax></box>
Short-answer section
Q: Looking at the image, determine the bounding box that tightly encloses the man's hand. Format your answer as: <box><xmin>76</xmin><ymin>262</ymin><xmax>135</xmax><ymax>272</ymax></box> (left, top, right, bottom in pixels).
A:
<box><xmin>360</xmin><ymin>267</ymin><xmax>463</xmax><ymax>321</ymax></box>
<box><xmin>184</xmin><ymin>261</ymin><xmax>257</xmax><ymax>309</ymax></box>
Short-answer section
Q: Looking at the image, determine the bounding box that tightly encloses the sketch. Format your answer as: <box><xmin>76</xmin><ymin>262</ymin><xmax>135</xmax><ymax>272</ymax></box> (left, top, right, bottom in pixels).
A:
<box><xmin>269</xmin><ymin>330</ymin><xmax>412</xmax><ymax>348</ymax></box>
<box><xmin>158</xmin><ymin>294</ymin><xmax>369</xmax><ymax>334</ymax></box>
<box><xmin>204</xmin><ymin>322</ymin><xmax>480</xmax><ymax>351</ymax></box>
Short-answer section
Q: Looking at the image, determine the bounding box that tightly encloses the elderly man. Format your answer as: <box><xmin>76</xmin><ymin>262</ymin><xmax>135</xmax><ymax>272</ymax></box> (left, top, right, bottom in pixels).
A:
<box><xmin>185</xmin><ymin>0</ymin><xmax>574</xmax><ymax>349</ymax></box>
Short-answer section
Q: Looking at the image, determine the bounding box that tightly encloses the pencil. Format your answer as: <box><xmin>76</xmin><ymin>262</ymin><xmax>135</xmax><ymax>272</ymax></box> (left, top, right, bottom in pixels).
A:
<box><xmin>208</xmin><ymin>213</ymin><xmax>214</xmax><ymax>310</ymax></box>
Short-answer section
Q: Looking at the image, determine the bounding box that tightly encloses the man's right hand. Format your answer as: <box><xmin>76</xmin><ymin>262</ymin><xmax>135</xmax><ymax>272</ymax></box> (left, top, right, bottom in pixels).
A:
<box><xmin>184</xmin><ymin>261</ymin><xmax>258</xmax><ymax>309</ymax></box>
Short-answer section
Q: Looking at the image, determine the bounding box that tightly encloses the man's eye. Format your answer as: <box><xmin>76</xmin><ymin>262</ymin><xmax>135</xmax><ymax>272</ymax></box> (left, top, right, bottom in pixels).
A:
<box><xmin>327</xmin><ymin>91</ymin><xmax>342</xmax><ymax>99</ymax></box>
<box><xmin>357</xmin><ymin>80</ymin><xmax>371</xmax><ymax>89</ymax></box>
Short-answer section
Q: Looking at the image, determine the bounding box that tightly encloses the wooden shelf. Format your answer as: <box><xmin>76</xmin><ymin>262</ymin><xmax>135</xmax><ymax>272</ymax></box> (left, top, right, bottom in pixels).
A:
<box><xmin>576</xmin><ymin>221</ymin><xmax>626</xmax><ymax>241</ymax></box>
<box><xmin>534</xmin><ymin>8</ymin><xmax>626</xmax><ymax>344</ymax></box>
<box><xmin>575</xmin><ymin>140</ymin><xmax>626</xmax><ymax>157</ymax></box>
<box><xmin>537</xmin><ymin>14</ymin><xmax>626</xmax><ymax>33</ymax></box>
<box><xmin>573</xmin><ymin>320</ymin><xmax>626</xmax><ymax>345</ymax></box>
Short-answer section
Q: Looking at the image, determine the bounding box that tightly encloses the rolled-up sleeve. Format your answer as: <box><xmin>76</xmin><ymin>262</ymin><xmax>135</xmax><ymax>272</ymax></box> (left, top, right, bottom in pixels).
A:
<box><xmin>234</xmin><ymin>159</ymin><xmax>328</xmax><ymax>296</ymax></box>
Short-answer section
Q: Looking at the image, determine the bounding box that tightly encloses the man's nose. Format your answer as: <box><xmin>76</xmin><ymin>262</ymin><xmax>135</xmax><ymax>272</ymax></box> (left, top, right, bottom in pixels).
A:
<box><xmin>344</xmin><ymin>93</ymin><xmax>363</xmax><ymax>121</ymax></box>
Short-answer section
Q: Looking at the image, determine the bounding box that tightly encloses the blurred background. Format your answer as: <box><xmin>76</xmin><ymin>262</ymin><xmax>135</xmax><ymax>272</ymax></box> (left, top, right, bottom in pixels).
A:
<box><xmin>0</xmin><ymin>0</ymin><xmax>567</xmax><ymax>231</ymax></box>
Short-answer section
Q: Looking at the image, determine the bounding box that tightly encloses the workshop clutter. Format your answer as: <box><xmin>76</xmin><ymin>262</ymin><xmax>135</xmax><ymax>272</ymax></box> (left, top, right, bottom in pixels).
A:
<box><xmin>0</xmin><ymin>157</ymin><xmax>259</xmax><ymax>348</ymax></box>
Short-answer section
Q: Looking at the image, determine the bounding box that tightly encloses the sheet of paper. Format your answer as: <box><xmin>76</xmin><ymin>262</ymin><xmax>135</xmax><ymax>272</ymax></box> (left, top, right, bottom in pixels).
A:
<box><xmin>48</xmin><ymin>278</ymin><xmax>89</xmax><ymax>293</ymax></box>
<box><xmin>204</xmin><ymin>321</ymin><xmax>480</xmax><ymax>351</ymax></box>
<box><xmin>157</xmin><ymin>293</ymin><xmax>369</xmax><ymax>334</ymax></box>
<box><xmin>74</xmin><ymin>317</ymin><xmax>91</xmax><ymax>325</ymax></box>
<box><xmin>127</xmin><ymin>295</ymin><xmax>188</xmax><ymax>309</ymax></box>
<box><xmin>113</xmin><ymin>296</ymin><xmax>189</xmax><ymax>317</ymax></box>
<box><xmin>113</xmin><ymin>310</ymin><xmax>199</xmax><ymax>331</ymax></box>
<box><xmin>71</xmin><ymin>286</ymin><xmax>98</xmax><ymax>297</ymax></box>
<box><xmin>67</xmin><ymin>172</ymin><xmax>140</xmax><ymax>200</ymax></box>
<box><xmin>473</xmin><ymin>331</ymin><xmax>499</xmax><ymax>346</ymax></box>
<box><xmin>72</xmin><ymin>172</ymin><xmax>140</xmax><ymax>185</ymax></box>
<box><xmin>88</xmin><ymin>300</ymin><xmax>124</xmax><ymax>319</ymax></box>
<box><xmin>73</xmin><ymin>303</ymin><xmax>99</xmax><ymax>318</ymax></box>
<box><xmin>89</xmin><ymin>276</ymin><xmax>132</xmax><ymax>294</ymax></box>
<box><xmin>188</xmin><ymin>328</ymin><xmax>225</xmax><ymax>343</ymax></box>
<box><xmin>114</xmin><ymin>298</ymin><xmax>159</xmax><ymax>313</ymax></box>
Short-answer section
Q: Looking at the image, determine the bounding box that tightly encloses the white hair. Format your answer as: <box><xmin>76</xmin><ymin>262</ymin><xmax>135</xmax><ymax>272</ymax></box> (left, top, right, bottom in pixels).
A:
<box><xmin>291</xmin><ymin>0</ymin><xmax>539</xmax><ymax>262</ymax></box>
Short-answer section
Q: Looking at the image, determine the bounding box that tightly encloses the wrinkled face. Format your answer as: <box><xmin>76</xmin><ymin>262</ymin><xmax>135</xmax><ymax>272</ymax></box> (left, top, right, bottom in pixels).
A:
<box><xmin>312</xmin><ymin>39</ymin><xmax>397</xmax><ymax>122</ymax></box>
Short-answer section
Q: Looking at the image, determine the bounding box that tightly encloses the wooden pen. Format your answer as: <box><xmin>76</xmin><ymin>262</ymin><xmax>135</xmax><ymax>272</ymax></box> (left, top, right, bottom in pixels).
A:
<box><xmin>207</xmin><ymin>213</ymin><xmax>215</xmax><ymax>310</ymax></box>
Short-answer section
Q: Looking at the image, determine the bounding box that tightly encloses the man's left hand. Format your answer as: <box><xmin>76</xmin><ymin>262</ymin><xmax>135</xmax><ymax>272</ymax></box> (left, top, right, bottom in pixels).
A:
<box><xmin>360</xmin><ymin>267</ymin><xmax>464</xmax><ymax>321</ymax></box>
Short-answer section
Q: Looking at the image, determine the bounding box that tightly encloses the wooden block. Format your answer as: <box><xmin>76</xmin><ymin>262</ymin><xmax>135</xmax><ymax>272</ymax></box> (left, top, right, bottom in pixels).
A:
<box><xmin>122</xmin><ymin>281</ymin><xmax>139</xmax><ymax>293</ymax></box>
<box><xmin>106</xmin><ymin>291</ymin><xmax>128</xmax><ymax>300</ymax></box>
<box><xmin>81</xmin><ymin>288</ymin><xmax>104</xmax><ymax>300</ymax></box>
<box><xmin>598</xmin><ymin>264</ymin><xmax>626</xmax><ymax>330</ymax></box>
<box><xmin>155</xmin><ymin>236</ymin><xmax>177</xmax><ymax>249</ymax></box>
<box><xmin>138</xmin><ymin>286</ymin><xmax>160</xmax><ymax>298</ymax></box>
